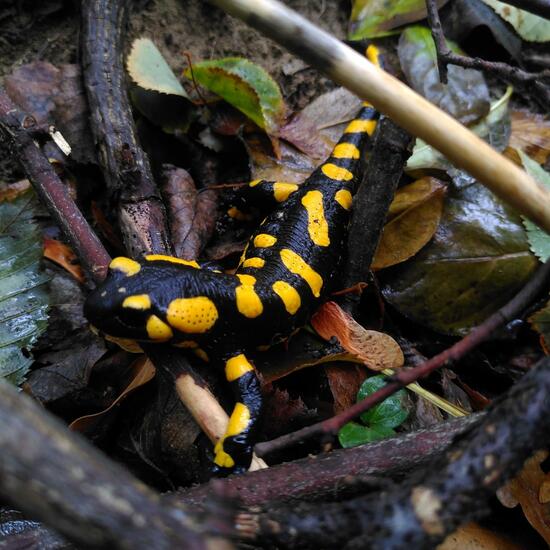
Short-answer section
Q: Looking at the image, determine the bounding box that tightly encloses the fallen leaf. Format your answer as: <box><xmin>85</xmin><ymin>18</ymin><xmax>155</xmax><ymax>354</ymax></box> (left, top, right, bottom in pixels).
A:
<box><xmin>529</xmin><ymin>299</ymin><xmax>550</xmax><ymax>352</ymax></box>
<box><xmin>311</xmin><ymin>301</ymin><xmax>404</xmax><ymax>371</ymax></box>
<box><xmin>498</xmin><ymin>450</ymin><xmax>550</xmax><ymax>545</ymax></box>
<box><xmin>372</xmin><ymin>178</ymin><xmax>446</xmax><ymax>270</ymax></box>
<box><xmin>43</xmin><ymin>238</ymin><xmax>85</xmax><ymax>283</ymax></box>
<box><xmin>480</xmin><ymin>0</ymin><xmax>550</xmax><ymax>42</ymax></box>
<box><xmin>398</xmin><ymin>26</ymin><xmax>490</xmax><ymax>125</ymax></box>
<box><xmin>69</xmin><ymin>356</ymin><xmax>156</xmax><ymax>433</ymax></box>
<box><xmin>261</xmin><ymin>387</ymin><xmax>315</xmax><ymax>436</ymax></box>
<box><xmin>161</xmin><ymin>165</ymin><xmax>218</xmax><ymax>259</ymax></box>
<box><xmin>438</xmin><ymin>522</ymin><xmax>523</xmax><ymax>549</ymax></box>
<box><xmin>183</xmin><ymin>57</ymin><xmax>287</xmax><ymax>134</ymax></box>
<box><xmin>509</xmin><ymin>110</ymin><xmax>550</xmax><ymax>164</ymax></box>
<box><xmin>348</xmin><ymin>0</ymin><xmax>449</xmax><ymax>39</ymax></box>
<box><xmin>0</xmin><ymin>179</ymin><xmax>31</xmax><ymax>203</ymax></box>
<box><xmin>325</xmin><ymin>363</ymin><xmax>368</xmax><ymax>414</ymax></box>
<box><xmin>382</xmin><ymin>182</ymin><xmax>538</xmax><ymax>335</ymax></box>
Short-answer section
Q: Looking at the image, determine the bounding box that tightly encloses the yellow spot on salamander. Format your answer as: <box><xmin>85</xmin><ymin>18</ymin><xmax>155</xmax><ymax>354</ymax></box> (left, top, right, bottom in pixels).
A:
<box><xmin>227</xmin><ymin>206</ymin><xmax>251</xmax><ymax>221</ymax></box>
<box><xmin>146</xmin><ymin>315</ymin><xmax>173</xmax><ymax>341</ymax></box>
<box><xmin>273</xmin><ymin>182</ymin><xmax>298</xmax><ymax>202</ymax></box>
<box><xmin>214</xmin><ymin>403</ymin><xmax>251</xmax><ymax>468</ymax></box>
<box><xmin>335</xmin><ymin>189</ymin><xmax>353</xmax><ymax>210</ymax></box>
<box><xmin>272</xmin><ymin>280</ymin><xmax>301</xmax><ymax>315</ymax></box>
<box><xmin>301</xmin><ymin>190</ymin><xmax>330</xmax><ymax>247</ymax></box>
<box><xmin>235</xmin><ymin>274</ymin><xmax>263</xmax><ymax>318</ymax></box>
<box><xmin>321</xmin><ymin>163</ymin><xmax>354</xmax><ymax>182</ymax></box>
<box><xmin>225</xmin><ymin>354</ymin><xmax>254</xmax><ymax>382</ymax></box>
<box><xmin>122</xmin><ymin>294</ymin><xmax>151</xmax><ymax>310</ymax></box>
<box><xmin>345</xmin><ymin>119</ymin><xmax>377</xmax><ymax>136</ymax></box>
<box><xmin>109</xmin><ymin>257</ymin><xmax>141</xmax><ymax>276</ymax></box>
<box><xmin>366</xmin><ymin>44</ymin><xmax>380</xmax><ymax>65</ymax></box>
<box><xmin>166</xmin><ymin>296</ymin><xmax>218</xmax><ymax>333</ymax></box>
<box><xmin>145</xmin><ymin>254</ymin><xmax>200</xmax><ymax>269</ymax></box>
<box><xmin>242</xmin><ymin>257</ymin><xmax>265</xmax><ymax>268</ymax></box>
<box><xmin>332</xmin><ymin>143</ymin><xmax>360</xmax><ymax>159</ymax></box>
<box><xmin>280</xmin><ymin>248</ymin><xmax>323</xmax><ymax>298</ymax></box>
<box><xmin>249</xmin><ymin>179</ymin><xmax>262</xmax><ymax>187</ymax></box>
<box><xmin>254</xmin><ymin>233</ymin><xmax>277</xmax><ymax>248</ymax></box>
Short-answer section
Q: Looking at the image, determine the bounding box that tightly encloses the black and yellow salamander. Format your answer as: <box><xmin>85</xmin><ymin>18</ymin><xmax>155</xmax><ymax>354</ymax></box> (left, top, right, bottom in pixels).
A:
<box><xmin>84</xmin><ymin>46</ymin><xmax>382</xmax><ymax>474</ymax></box>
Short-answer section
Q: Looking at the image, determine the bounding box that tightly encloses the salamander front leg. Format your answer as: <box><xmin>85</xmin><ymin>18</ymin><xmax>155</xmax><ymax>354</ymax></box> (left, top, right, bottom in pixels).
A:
<box><xmin>213</xmin><ymin>353</ymin><xmax>263</xmax><ymax>475</ymax></box>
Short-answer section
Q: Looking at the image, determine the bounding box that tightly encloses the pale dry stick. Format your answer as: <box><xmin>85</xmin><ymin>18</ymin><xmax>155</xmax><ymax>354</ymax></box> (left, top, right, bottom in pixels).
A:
<box><xmin>208</xmin><ymin>0</ymin><xmax>550</xmax><ymax>234</ymax></box>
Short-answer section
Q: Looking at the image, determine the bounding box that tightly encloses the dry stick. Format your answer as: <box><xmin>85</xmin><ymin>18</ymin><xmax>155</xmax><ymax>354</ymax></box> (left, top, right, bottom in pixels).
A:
<box><xmin>209</xmin><ymin>0</ymin><xmax>550</xmax><ymax>233</ymax></box>
<box><xmin>255</xmin><ymin>258</ymin><xmax>550</xmax><ymax>458</ymax></box>
<box><xmin>0</xmin><ymin>91</ymin><xmax>110</xmax><ymax>284</ymax></box>
<box><xmin>426</xmin><ymin>0</ymin><xmax>550</xmax><ymax>108</ymax></box>
<box><xmin>245</xmin><ymin>356</ymin><xmax>550</xmax><ymax>548</ymax></box>
<box><xmin>173</xmin><ymin>415</ymin><xmax>480</xmax><ymax>508</ymax></box>
<box><xmin>79</xmin><ymin>0</ymin><xmax>265</xmax><ymax>468</ymax></box>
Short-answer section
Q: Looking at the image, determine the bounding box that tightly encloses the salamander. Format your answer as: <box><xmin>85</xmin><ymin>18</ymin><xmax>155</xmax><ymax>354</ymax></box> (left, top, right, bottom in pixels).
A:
<box><xmin>84</xmin><ymin>46</ymin><xmax>382</xmax><ymax>474</ymax></box>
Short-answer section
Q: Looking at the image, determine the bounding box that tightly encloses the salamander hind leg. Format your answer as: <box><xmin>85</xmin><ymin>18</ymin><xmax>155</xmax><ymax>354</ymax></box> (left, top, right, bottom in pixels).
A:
<box><xmin>212</xmin><ymin>353</ymin><xmax>263</xmax><ymax>475</ymax></box>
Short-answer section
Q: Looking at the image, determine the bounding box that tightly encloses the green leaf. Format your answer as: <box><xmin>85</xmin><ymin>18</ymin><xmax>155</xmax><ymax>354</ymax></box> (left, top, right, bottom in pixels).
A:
<box><xmin>480</xmin><ymin>0</ymin><xmax>550</xmax><ymax>42</ymax></box>
<box><xmin>406</xmin><ymin>86</ymin><xmax>512</xmax><ymax>174</ymax></box>
<box><xmin>0</xmin><ymin>190</ymin><xmax>49</xmax><ymax>386</ymax></box>
<box><xmin>382</xmin><ymin>183</ymin><xmax>538</xmax><ymax>335</ymax></box>
<box><xmin>127</xmin><ymin>38</ymin><xmax>188</xmax><ymax>97</ymax></box>
<box><xmin>126</xmin><ymin>38</ymin><xmax>195</xmax><ymax>133</ymax></box>
<box><xmin>357</xmin><ymin>375</ymin><xmax>408</xmax><ymax>428</ymax></box>
<box><xmin>348</xmin><ymin>0</ymin><xmax>449</xmax><ymax>40</ymax></box>
<box><xmin>517</xmin><ymin>150</ymin><xmax>550</xmax><ymax>262</ymax></box>
<box><xmin>338</xmin><ymin>422</ymin><xmax>396</xmax><ymax>448</ymax></box>
<box><xmin>183</xmin><ymin>57</ymin><xmax>287</xmax><ymax>134</ymax></box>
<box><xmin>530</xmin><ymin>299</ymin><xmax>550</xmax><ymax>350</ymax></box>
<box><xmin>398</xmin><ymin>26</ymin><xmax>490</xmax><ymax>125</ymax></box>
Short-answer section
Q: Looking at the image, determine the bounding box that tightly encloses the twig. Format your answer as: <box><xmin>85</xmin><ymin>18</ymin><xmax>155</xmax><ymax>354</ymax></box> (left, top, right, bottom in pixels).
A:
<box><xmin>255</xmin><ymin>258</ymin><xmax>550</xmax><ymax>458</ymax></box>
<box><xmin>244</xmin><ymin>356</ymin><xmax>550</xmax><ymax>548</ymax></box>
<box><xmin>0</xmin><ymin>380</ymin><xmax>214</xmax><ymax>549</ymax></box>
<box><xmin>426</xmin><ymin>0</ymin><xmax>550</xmax><ymax>109</ymax></box>
<box><xmin>173</xmin><ymin>415</ymin><xmax>480</xmax><ymax>508</ymax></box>
<box><xmin>208</xmin><ymin>0</ymin><xmax>550</xmax><ymax>233</ymax></box>
<box><xmin>342</xmin><ymin>116</ymin><xmax>412</xmax><ymax>313</ymax></box>
<box><xmin>0</xmin><ymin>91</ymin><xmax>110</xmax><ymax>283</ymax></box>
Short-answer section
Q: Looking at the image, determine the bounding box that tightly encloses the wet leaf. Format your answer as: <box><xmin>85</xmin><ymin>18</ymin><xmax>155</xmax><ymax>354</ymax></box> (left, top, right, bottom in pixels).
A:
<box><xmin>407</xmin><ymin>87</ymin><xmax>511</xmax><ymax>174</ymax></box>
<box><xmin>498</xmin><ymin>451</ymin><xmax>550</xmax><ymax>545</ymax></box>
<box><xmin>517</xmin><ymin>150</ymin><xmax>550</xmax><ymax>262</ymax></box>
<box><xmin>183</xmin><ymin>57</ymin><xmax>287</xmax><ymax>134</ymax></box>
<box><xmin>372</xmin><ymin>178</ymin><xmax>446</xmax><ymax>270</ymax></box>
<box><xmin>43</xmin><ymin>238</ymin><xmax>85</xmax><ymax>283</ymax></box>
<box><xmin>127</xmin><ymin>38</ymin><xmax>195</xmax><ymax>132</ymax></box>
<box><xmin>382</xmin><ymin>182</ymin><xmax>538</xmax><ymax>335</ymax></box>
<box><xmin>357</xmin><ymin>375</ymin><xmax>408</xmax><ymax>428</ymax></box>
<box><xmin>529</xmin><ymin>299</ymin><xmax>550</xmax><ymax>351</ymax></box>
<box><xmin>348</xmin><ymin>0</ymin><xmax>449</xmax><ymax>40</ymax></box>
<box><xmin>398</xmin><ymin>26</ymin><xmax>490</xmax><ymax>125</ymax></box>
<box><xmin>161</xmin><ymin>165</ymin><xmax>218</xmax><ymax>259</ymax></box>
<box><xmin>70</xmin><ymin>357</ymin><xmax>156</xmax><ymax>433</ymax></box>
<box><xmin>326</xmin><ymin>363</ymin><xmax>368</xmax><ymax>414</ymax></box>
<box><xmin>480</xmin><ymin>0</ymin><xmax>550</xmax><ymax>42</ymax></box>
<box><xmin>509</xmin><ymin>110</ymin><xmax>550</xmax><ymax>164</ymax></box>
<box><xmin>338</xmin><ymin>374</ymin><xmax>408</xmax><ymax>448</ymax></box>
<box><xmin>0</xmin><ymin>189</ymin><xmax>50</xmax><ymax>386</ymax></box>
<box><xmin>311</xmin><ymin>301</ymin><xmax>404</xmax><ymax>371</ymax></box>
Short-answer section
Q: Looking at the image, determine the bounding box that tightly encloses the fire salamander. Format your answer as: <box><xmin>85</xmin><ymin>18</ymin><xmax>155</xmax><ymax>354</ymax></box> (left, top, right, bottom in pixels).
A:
<box><xmin>84</xmin><ymin>46</ymin><xmax>382</xmax><ymax>474</ymax></box>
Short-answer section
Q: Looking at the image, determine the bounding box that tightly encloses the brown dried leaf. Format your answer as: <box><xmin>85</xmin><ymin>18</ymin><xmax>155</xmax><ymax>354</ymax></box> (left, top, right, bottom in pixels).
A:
<box><xmin>43</xmin><ymin>238</ymin><xmax>85</xmax><ymax>283</ymax></box>
<box><xmin>498</xmin><ymin>450</ymin><xmax>550</xmax><ymax>545</ymax></box>
<box><xmin>438</xmin><ymin>522</ymin><xmax>522</xmax><ymax>550</ymax></box>
<box><xmin>161</xmin><ymin>165</ymin><xmax>218</xmax><ymax>259</ymax></box>
<box><xmin>0</xmin><ymin>180</ymin><xmax>31</xmax><ymax>203</ymax></box>
<box><xmin>325</xmin><ymin>364</ymin><xmax>368</xmax><ymax>414</ymax></box>
<box><xmin>69</xmin><ymin>356</ymin><xmax>156</xmax><ymax>433</ymax></box>
<box><xmin>372</xmin><ymin>178</ymin><xmax>446</xmax><ymax>270</ymax></box>
<box><xmin>311</xmin><ymin>301</ymin><xmax>404</xmax><ymax>371</ymax></box>
<box><xmin>509</xmin><ymin>110</ymin><xmax>550</xmax><ymax>164</ymax></box>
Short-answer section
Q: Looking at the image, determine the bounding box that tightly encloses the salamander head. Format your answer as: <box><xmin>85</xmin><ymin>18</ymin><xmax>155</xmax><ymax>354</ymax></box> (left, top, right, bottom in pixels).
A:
<box><xmin>84</xmin><ymin>256</ymin><xmax>220</xmax><ymax>345</ymax></box>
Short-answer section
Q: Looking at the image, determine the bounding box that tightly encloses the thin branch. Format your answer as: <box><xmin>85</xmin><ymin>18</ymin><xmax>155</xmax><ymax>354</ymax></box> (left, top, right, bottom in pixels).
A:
<box><xmin>426</xmin><ymin>0</ymin><xmax>550</xmax><ymax>109</ymax></box>
<box><xmin>0</xmin><ymin>91</ymin><xmax>110</xmax><ymax>283</ymax></box>
<box><xmin>208</xmin><ymin>0</ymin><xmax>550</xmax><ymax>234</ymax></box>
<box><xmin>255</xmin><ymin>258</ymin><xmax>550</xmax><ymax>458</ymax></box>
